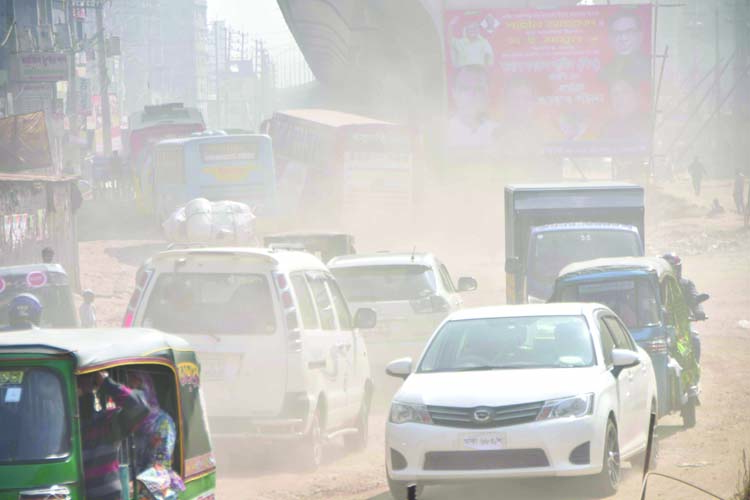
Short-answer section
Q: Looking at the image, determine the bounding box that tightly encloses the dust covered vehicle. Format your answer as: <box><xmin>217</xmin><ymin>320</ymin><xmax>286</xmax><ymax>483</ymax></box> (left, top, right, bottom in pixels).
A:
<box><xmin>551</xmin><ymin>257</ymin><xmax>702</xmax><ymax>426</ymax></box>
<box><xmin>125</xmin><ymin>247</ymin><xmax>377</xmax><ymax>469</ymax></box>
<box><xmin>0</xmin><ymin>264</ymin><xmax>78</xmax><ymax>329</ymax></box>
<box><xmin>0</xmin><ymin>328</ymin><xmax>216</xmax><ymax>500</ymax></box>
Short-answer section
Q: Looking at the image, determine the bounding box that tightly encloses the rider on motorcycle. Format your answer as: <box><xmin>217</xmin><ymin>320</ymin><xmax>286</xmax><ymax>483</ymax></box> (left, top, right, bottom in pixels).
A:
<box><xmin>662</xmin><ymin>253</ymin><xmax>708</xmax><ymax>362</ymax></box>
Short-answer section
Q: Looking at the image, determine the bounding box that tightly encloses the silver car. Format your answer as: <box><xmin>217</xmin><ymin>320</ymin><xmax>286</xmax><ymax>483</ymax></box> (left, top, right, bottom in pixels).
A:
<box><xmin>328</xmin><ymin>252</ymin><xmax>477</xmax><ymax>338</ymax></box>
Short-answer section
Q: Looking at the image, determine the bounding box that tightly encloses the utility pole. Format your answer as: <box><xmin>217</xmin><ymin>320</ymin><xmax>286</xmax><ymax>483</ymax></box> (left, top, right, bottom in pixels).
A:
<box><xmin>734</xmin><ymin>0</ymin><xmax>750</xmax><ymax>173</ymax></box>
<box><xmin>214</xmin><ymin>20</ymin><xmax>221</xmax><ymax>128</ymax></box>
<box><xmin>95</xmin><ymin>1</ymin><xmax>112</xmax><ymax>157</ymax></box>
<box><xmin>66</xmin><ymin>0</ymin><xmax>80</xmax><ymax>172</ymax></box>
<box><xmin>714</xmin><ymin>6</ymin><xmax>721</xmax><ymax>173</ymax></box>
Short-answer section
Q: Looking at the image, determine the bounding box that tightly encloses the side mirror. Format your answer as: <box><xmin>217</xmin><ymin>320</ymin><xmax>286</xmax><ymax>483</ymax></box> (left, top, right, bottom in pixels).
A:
<box><xmin>354</xmin><ymin>308</ymin><xmax>377</xmax><ymax>329</ymax></box>
<box><xmin>386</xmin><ymin>357</ymin><xmax>413</xmax><ymax>379</ymax></box>
<box><xmin>457</xmin><ymin>276</ymin><xmax>478</xmax><ymax>292</ymax></box>
<box><xmin>611</xmin><ymin>349</ymin><xmax>640</xmax><ymax>377</ymax></box>
<box><xmin>695</xmin><ymin>293</ymin><xmax>710</xmax><ymax>305</ymax></box>
<box><xmin>505</xmin><ymin>256</ymin><xmax>523</xmax><ymax>274</ymax></box>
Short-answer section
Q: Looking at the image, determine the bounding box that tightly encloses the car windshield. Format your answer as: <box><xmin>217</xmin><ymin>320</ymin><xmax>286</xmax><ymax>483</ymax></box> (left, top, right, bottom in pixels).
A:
<box><xmin>141</xmin><ymin>273</ymin><xmax>276</xmax><ymax>335</ymax></box>
<box><xmin>419</xmin><ymin>315</ymin><xmax>595</xmax><ymax>372</ymax></box>
<box><xmin>560</xmin><ymin>278</ymin><xmax>660</xmax><ymax>329</ymax></box>
<box><xmin>331</xmin><ymin>265</ymin><xmax>436</xmax><ymax>302</ymax></box>
<box><xmin>527</xmin><ymin>229</ymin><xmax>642</xmax><ymax>295</ymax></box>
<box><xmin>0</xmin><ymin>273</ymin><xmax>77</xmax><ymax>328</ymax></box>
<box><xmin>0</xmin><ymin>368</ymin><xmax>70</xmax><ymax>463</ymax></box>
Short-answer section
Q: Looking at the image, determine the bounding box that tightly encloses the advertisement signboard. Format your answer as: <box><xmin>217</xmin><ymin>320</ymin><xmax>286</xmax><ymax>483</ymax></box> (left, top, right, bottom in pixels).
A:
<box><xmin>444</xmin><ymin>5</ymin><xmax>653</xmax><ymax>158</ymax></box>
<box><xmin>11</xmin><ymin>53</ymin><xmax>70</xmax><ymax>82</ymax></box>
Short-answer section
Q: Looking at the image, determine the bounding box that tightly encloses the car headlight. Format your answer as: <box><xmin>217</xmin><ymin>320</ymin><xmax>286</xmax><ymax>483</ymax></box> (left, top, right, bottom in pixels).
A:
<box><xmin>389</xmin><ymin>401</ymin><xmax>433</xmax><ymax>425</ymax></box>
<box><xmin>537</xmin><ymin>393</ymin><xmax>594</xmax><ymax>421</ymax></box>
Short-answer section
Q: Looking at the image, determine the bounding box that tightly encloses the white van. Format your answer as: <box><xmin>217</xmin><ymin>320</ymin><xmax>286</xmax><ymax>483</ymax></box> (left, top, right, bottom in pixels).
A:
<box><xmin>124</xmin><ymin>247</ymin><xmax>376</xmax><ymax>468</ymax></box>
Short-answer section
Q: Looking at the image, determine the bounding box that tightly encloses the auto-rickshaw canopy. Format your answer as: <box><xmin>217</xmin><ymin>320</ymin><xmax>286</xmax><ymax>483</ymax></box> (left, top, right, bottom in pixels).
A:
<box><xmin>0</xmin><ymin>328</ymin><xmax>190</xmax><ymax>373</ymax></box>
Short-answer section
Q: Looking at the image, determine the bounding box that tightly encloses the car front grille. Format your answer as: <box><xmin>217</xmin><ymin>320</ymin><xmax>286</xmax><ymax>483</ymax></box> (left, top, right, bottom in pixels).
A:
<box><xmin>423</xmin><ymin>449</ymin><xmax>549</xmax><ymax>471</ymax></box>
<box><xmin>427</xmin><ymin>401</ymin><xmax>544</xmax><ymax>429</ymax></box>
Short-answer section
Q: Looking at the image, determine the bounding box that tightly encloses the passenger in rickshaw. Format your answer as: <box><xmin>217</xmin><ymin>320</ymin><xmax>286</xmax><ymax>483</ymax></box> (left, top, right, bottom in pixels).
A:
<box><xmin>78</xmin><ymin>370</ymin><xmax>149</xmax><ymax>500</ymax></box>
<box><xmin>128</xmin><ymin>370</ymin><xmax>185</xmax><ymax>498</ymax></box>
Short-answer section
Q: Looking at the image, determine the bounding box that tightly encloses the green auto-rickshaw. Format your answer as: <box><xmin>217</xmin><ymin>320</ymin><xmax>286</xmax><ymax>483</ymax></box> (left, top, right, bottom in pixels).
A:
<box><xmin>0</xmin><ymin>328</ymin><xmax>216</xmax><ymax>500</ymax></box>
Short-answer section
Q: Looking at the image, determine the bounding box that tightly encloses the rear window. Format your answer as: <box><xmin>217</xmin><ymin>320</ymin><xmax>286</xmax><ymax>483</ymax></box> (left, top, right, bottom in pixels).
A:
<box><xmin>141</xmin><ymin>273</ymin><xmax>276</xmax><ymax>335</ymax></box>
<box><xmin>0</xmin><ymin>368</ymin><xmax>70</xmax><ymax>463</ymax></box>
<box><xmin>0</xmin><ymin>272</ymin><xmax>77</xmax><ymax>328</ymax></box>
<box><xmin>331</xmin><ymin>265</ymin><xmax>436</xmax><ymax>302</ymax></box>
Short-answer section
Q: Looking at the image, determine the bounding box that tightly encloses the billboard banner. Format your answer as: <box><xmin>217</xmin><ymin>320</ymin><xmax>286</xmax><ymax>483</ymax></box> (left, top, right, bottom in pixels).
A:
<box><xmin>444</xmin><ymin>5</ymin><xmax>653</xmax><ymax>158</ymax></box>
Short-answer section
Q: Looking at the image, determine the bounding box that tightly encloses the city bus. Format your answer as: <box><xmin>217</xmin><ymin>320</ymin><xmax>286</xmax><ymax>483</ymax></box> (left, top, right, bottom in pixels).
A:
<box><xmin>145</xmin><ymin>134</ymin><xmax>276</xmax><ymax>221</ymax></box>
<box><xmin>266</xmin><ymin>109</ymin><xmax>413</xmax><ymax>231</ymax></box>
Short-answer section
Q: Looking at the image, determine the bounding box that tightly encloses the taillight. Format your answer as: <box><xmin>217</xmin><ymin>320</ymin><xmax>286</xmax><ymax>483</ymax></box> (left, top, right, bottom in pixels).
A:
<box><xmin>122</xmin><ymin>269</ymin><xmax>152</xmax><ymax>327</ymax></box>
<box><xmin>273</xmin><ymin>272</ymin><xmax>301</xmax><ymax>352</ymax></box>
<box><xmin>643</xmin><ymin>338</ymin><xmax>668</xmax><ymax>355</ymax></box>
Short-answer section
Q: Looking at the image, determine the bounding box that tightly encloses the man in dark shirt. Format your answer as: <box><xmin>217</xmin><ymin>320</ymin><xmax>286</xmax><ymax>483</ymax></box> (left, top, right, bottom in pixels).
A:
<box><xmin>79</xmin><ymin>371</ymin><xmax>148</xmax><ymax>500</ymax></box>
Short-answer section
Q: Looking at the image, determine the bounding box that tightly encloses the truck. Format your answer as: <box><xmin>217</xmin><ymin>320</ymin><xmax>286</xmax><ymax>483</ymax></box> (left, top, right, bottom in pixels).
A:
<box><xmin>504</xmin><ymin>183</ymin><xmax>645</xmax><ymax>304</ymax></box>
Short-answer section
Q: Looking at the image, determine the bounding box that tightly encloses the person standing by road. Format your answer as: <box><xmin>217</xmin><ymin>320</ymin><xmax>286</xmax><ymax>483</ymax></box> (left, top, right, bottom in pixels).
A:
<box><xmin>688</xmin><ymin>156</ymin><xmax>707</xmax><ymax>196</ymax></box>
<box><xmin>41</xmin><ymin>247</ymin><xmax>55</xmax><ymax>264</ymax></box>
<box><xmin>79</xmin><ymin>289</ymin><xmax>97</xmax><ymax>328</ymax></box>
<box><xmin>733</xmin><ymin>169</ymin><xmax>745</xmax><ymax>214</ymax></box>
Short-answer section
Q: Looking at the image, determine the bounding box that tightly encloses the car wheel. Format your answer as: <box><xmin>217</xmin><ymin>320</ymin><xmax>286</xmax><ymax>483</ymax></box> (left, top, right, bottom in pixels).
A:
<box><xmin>590</xmin><ymin>418</ymin><xmax>620</xmax><ymax>497</ymax></box>
<box><xmin>387</xmin><ymin>477</ymin><xmax>423</xmax><ymax>500</ymax></box>
<box><xmin>344</xmin><ymin>393</ymin><xmax>370</xmax><ymax>452</ymax></box>
<box><xmin>682</xmin><ymin>396</ymin><xmax>697</xmax><ymax>428</ymax></box>
<box><xmin>299</xmin><ymin>409</ymin><xmax>324</xmax><ymax>471</ymax></box>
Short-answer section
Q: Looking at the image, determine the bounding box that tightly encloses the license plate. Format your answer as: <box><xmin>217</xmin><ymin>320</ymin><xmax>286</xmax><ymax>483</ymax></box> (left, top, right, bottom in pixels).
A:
<box><xmin>462</xmin><ymin>433</ymin><xmax>506</xmax><ymax>451</ymax></box>
<box><xmin>201</xmin><ymin>355</ymin><xmax>240</xmax><ymax>381</ymax></box>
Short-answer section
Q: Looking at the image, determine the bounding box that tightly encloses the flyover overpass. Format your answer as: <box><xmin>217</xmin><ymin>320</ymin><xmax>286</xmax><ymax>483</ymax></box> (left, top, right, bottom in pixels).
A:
<box><xmin>277</xmin><ymin>0</ymin><xmax>580</xmax><ymax>123</ymax></box>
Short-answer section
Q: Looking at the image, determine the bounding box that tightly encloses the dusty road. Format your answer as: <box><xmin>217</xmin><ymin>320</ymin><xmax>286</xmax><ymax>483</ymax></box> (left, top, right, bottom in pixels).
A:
<box><xmin>79</xmin><ymin>178</ymin><xmax>750</xmax><ymax>499</ymax></box>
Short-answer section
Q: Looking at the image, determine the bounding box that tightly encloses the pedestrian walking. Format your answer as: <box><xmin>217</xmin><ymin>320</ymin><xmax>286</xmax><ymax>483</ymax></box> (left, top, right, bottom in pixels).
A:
<box><xmin>688</xmin><ymin>156</ymin><xmax>707</xmax><ymax>196</ymax></box>
<box><xmin>79</xmin><ymin>289</ymin><xmax>97</xmax><ymax>328</ymax></box>
<box><xmin>733</xmin><ymin>169</ymin><xmax>745</xmax><ymax>214</ymax></box>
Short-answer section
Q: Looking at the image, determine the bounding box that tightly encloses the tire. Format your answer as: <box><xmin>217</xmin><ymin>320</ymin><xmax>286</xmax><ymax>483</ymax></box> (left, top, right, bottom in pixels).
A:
<box><xmin>387</xmin><ymin>477</ymin><xmax>423</xmax><ymax>500</ymax></box>
<box><xmin>682</xmin><ymin>396</ymin><xmax>697</xmax><ymax>428</ymax></box>
<box><xmin>344</xmin><ymin>392</ymin><xmax>370</xmax><ymax>452</ymax></box>
<box><xmin>590</xmin><ymin>418</ymin><xmax>621</xmax><ymax>497</ymax></box>
<box><xmin>299</xmin><ymin>409</ymin><xmax>324</xmax><ymax>471</ymax></box>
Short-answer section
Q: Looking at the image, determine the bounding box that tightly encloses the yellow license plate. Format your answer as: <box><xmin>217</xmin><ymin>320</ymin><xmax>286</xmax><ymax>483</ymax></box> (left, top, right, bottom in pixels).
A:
<box><xmin>0</xmin><ymin>371</ymin><xmax>24</xmax><ymax>385</ymax></box>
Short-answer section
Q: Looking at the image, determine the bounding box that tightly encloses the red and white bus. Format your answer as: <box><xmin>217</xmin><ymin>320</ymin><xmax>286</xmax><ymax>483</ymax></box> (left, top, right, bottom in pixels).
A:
<box><xmin>266</xmin><ymin>109</ymin><xmax>413</xmax><ymax>231</ymax></box>
<box><xmin>127</xmin><ymin>103</ymin><xmax>205</xmax><ymax>166</ymax></box>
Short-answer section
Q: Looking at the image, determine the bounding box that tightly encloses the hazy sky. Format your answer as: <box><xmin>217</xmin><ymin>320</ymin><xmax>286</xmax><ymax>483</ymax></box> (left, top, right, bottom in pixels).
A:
<box><xmin>207</xmin><ymin>0</ymin><xmax>297</xmax><ymax>52</ymax></box>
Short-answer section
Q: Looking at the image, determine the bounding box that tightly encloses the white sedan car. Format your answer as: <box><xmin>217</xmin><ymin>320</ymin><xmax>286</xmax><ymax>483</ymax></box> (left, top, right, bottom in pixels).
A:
<box><xmin>385</xmin><ymin>303</ymin><xmax>657</xmax><ymax>499</ymax></box>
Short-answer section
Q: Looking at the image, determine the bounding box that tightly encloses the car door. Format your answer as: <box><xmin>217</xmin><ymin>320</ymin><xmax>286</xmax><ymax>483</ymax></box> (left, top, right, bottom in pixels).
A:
<box><xmin>597</xmin><ymin>314</ymin><xmax>637</xmax><ymax>451</ymax></box>
<box><xmin>604</xmin><ymin>315</ymin><xmax>650</xmax><ymax>450</ymax></box>
<box><xmin>306</xmin><ymin>271</ymin><xmax>348</xmax><ymax>429</ymax></box>
<box><xmin>325</xmin><ymin>275</ymin><xmax>363</xmax><ymax>418</ymax></box>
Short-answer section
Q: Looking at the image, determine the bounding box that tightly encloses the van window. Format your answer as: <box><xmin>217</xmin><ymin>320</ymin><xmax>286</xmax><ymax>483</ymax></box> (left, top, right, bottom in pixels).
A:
<box><xmin>307</xmin><ymin>274</ymin><xmax>336</xmax><ymax>330</ymax></box>
<box><xmin>291</xmin><ymin>274</ymin><xmax>319</xmax><ymax>329</ymax></box>
<box><xmin>326</xmin><ymin>278</ymin><xmax>352</xmax><ymax>330</ymax></box>
<box><xmin>142</xmin><ymin>273</ymin><xmax>276</xmax><ymax>335</ymax></box>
